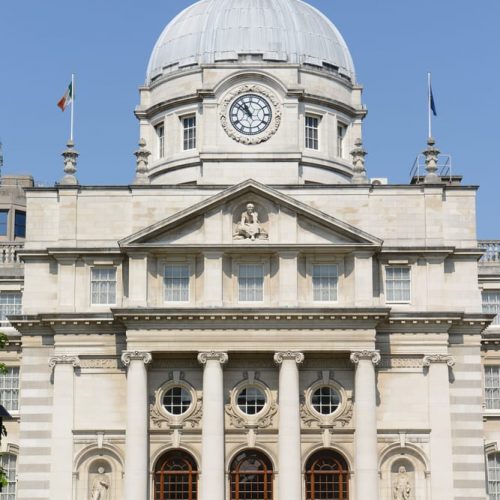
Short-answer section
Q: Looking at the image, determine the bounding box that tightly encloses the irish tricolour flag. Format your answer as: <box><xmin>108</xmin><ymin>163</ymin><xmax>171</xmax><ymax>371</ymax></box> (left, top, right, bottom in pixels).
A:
<box><xmin>57</xmin><ymin>82</ymin><xmax>73</xmax><ymax>112</ymax></box>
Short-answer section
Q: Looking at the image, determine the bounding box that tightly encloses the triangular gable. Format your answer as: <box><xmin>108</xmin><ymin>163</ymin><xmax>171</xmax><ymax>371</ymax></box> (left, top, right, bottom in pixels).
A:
<box><xmin>119</xmin><ymin>179</ymin><xmax>383</xmax><ymax>247</ymax></box>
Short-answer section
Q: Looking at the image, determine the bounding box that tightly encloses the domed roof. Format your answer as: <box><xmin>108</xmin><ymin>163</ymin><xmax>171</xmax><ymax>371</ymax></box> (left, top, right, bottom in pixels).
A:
<box><xmin>146</xmin><ymin>0</ymin><xmax>355</xmax><ymax>84</ymax></box>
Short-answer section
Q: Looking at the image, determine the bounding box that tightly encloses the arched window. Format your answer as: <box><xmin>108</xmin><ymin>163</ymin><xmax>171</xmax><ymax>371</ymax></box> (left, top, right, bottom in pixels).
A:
<box><xmin>230</xmin><ymin>449</ymin><xmax>274</xmax><ymax>500</ymax></box>
<box><xmin>305</xmin><ymin>450</ymin><xmax>349</xmax><ymax>500</ymax></box>
<box><xmin>0</xmin><ymin>453</ymin><xmax>17</xmax><ymax>500</ymax></box>
<box><xmin>488</xmin><ymin>453</ymin><xmax>500</xmax><ymax>499</ymax></box>
<box><xmin>154</xmin><ymin>450</ymin><xmax>198</xmax><ymax>500</ymax></box>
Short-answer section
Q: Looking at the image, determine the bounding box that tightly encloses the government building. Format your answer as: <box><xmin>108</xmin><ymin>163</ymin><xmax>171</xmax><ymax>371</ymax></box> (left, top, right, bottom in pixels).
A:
<box><xmin>1</xmin><ymin>0</ymin><xmax>500</xmax><ymax>499</ymax></box>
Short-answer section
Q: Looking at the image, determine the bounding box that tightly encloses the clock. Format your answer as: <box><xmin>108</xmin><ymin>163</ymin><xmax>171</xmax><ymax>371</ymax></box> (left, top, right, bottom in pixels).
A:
<box><xmin>229</xmin><ymin>94</ymin><xmax>272</xmax><ymax>136</ymax></box>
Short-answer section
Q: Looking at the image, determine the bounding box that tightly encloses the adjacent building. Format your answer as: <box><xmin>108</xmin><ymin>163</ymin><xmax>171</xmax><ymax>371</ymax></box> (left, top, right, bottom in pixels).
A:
<box><xmin>1</xmin><ymin>1</ymin><xmax>500</xmax><ymax>499</ymax></box>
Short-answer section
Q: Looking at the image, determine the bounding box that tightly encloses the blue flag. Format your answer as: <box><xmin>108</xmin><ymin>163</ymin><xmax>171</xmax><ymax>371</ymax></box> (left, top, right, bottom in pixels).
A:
<box><xmin>430</xmin><ymin>85</ymin><xmax>437</xmax><ymax>116</ymax></box>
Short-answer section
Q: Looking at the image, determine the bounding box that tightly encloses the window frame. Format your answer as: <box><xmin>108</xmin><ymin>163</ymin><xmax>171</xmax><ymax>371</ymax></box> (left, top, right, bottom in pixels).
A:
<box><xmin>237</xmin><ymin>262</ymin><xmax>265</xmax><ymax>304</ymax></box>
<box><xmin>488</xmin><ymin>452</ymin><xmax>500</xmax><ymax>500</ymax></box>
<box><xmin>305</xmin><ymin>114</ymin><xmax>320</xmax><ymax>151</ymax></box>
<box><xmin>163</xmin><ymin>262</ymin><xmax>191</xmax><ymax>304</ymax></box>
<box><xmin>311</xmin><ymin>263</ymin><xmax>339</xmax><ymax>303</ymax></box>
<box><xmin>0</xmin><ymin>452</ymin><xmax>17</xmax><ymax>500</ymax></box>
<box><xmin>337</xmin><ymin>122</ymin><xmax>348</xmax><ymax>159</ymax></box>
<box><xmin>483</xmin><ymin>290</ymin><xmax>500</xmax><ymax>326</ymax></box>
<box><xmin>90</xmin><ymin>267</ymin><xmax>117</xmax><ymax>306</ymax></box>
<box><xmin>304</xmin><ymin>256</ymin><xmax>343</xmax><ymax>306</ymax></box>
<box><xmin>229</xmin><ymin>450</ymin><xmax>274</xmax><ymax>500</ymax></box>
<box><xmin>0</xmin><ymin>209</ymin><xmax>9</xmax><ymax>237</ymax></box>
<box><xmin>0</xmin><ymin>366</ymin><xmax>20</xmax><ymax>414</ymax></box>
<box><xmin>0</xmin><ymin>291</ymin><xmax>22</xmax><ymax>323</ymax></box>
<box><xmin>182</xmin><ymin>114</ymin><xmax>197</xmax><ymax>151</ymax></box>
<box><xmin>305</xmin><ymin>450</ymin><xmax>349</xmax><ymax>500</ymax></box>
<box><xmin>485</xmin><ymin>365</ymin><xmax>500</xmax><ymax>411</ymax></box>
<box><xmin>155</xmin><ymin>122</ymin><xmax>165</xmax><ymax>159</ymax></box>
<box><xmin>384</xmin><ymin>265</ymin><xmax>412</xmax><ymax>304</ymax></box>
<box><xmin>14</xmin><ymin>210</ymin><xmax>26</xmax><ymax>238</ymax></box>
<box><xmin>154</xmin><ymin>450</ymin><xmax>198</xmax><ymax>500</ymax></box>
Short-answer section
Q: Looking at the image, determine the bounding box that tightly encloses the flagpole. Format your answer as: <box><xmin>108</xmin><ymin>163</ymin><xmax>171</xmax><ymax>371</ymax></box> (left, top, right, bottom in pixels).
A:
<box><xmin>70</xmin><ymin>73</ymin><xmax>75</xmax><ymax>142</ymax></box>
<box><xmin>428</xmin><ymin>72</ymin><xmax>432</xmax><ymax>139</ymax></box>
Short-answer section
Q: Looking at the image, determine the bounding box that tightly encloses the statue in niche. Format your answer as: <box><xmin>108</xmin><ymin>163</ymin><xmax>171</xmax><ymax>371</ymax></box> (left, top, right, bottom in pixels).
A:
<box><xmin>393</xmin><ymin>466</ymin><xmax>412</xmax><ymax>500</ymax></box>
<box><xmin>90</xmin><ymin>466</ymin><xmax>110</xmax><ymax>500</ymax></box>
<box><xmin>234</xmin><ymin>203</ymin><xmax>268</xmax><ymax>241</ymax></box>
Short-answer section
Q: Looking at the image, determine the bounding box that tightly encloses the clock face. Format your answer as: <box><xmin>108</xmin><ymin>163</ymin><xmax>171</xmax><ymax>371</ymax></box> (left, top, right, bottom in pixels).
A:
<box><xmin>229</xmin><ymin>94</ymin><xmax>272</xmax><ymax>135</ymax></box>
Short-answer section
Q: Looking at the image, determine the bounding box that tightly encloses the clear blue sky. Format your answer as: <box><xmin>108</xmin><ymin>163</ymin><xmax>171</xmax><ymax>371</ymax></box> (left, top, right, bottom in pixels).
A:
<box><xmin>0</xmin><ymin>0</ymin><xmax>498</xmax><ymax>238</ymax></box>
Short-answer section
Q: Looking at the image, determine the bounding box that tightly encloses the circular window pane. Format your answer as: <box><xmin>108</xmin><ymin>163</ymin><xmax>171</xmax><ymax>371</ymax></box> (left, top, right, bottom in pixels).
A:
<box><xmin>311</xmin><ymin>386</ymin><xmax>341</xmax><ymax>415</ymax></box>
<box><xmin>163</xmin><ymin>387</ymin><xmax>192</xmax><ymax>415</ymax></box>
<box><xmin>237</xmin><ymin>387</ymin><xmax>266</xmax><ymax>415</ymax></box>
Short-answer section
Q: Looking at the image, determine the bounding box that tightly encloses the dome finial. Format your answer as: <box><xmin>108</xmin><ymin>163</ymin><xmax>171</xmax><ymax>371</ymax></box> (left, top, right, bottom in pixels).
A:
<box><xmin>423</xmin><ymin>137</ymin><xmax>441</xmax><ymax>184</ymax></box>
<box><xmin>60</xmin><ymin>140</ymin><xmax>79</xmax><ymax>185</ymax></box>
<box><xmin>133</xmin><ymin>138</ymin><xmax>151</xmax><ymax>185</ymax></box>
<box><xmin>351</xmin><ymin>138</ymin><xmax>369</xmax><ymax>184</ymax></box>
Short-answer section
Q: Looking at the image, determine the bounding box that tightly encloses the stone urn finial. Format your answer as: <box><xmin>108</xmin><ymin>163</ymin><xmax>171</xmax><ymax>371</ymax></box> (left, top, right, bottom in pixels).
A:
<box><xmin>60</xmin><ymin>140</ymin><xmax>79</xmax><ymax>185</ymax></box>
<box><xmin>133</xmin><ymin>138</ymin><xmax>151</xmax><ymax>185</ymax></box>
<box><xmin>423</xmin><ymin>137</ymin><xmax>441</xmax><ymax>184</ymax></box>
<box><xmin>350</xmin><ymin>138</ymin><xmax>369</xmax><ymax>184</ymax></box>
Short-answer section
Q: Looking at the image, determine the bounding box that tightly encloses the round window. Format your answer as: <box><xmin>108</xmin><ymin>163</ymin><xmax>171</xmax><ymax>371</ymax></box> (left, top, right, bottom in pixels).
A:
<box><xmin>311</xmin><ymin>386</ymin><xmax>341</xmax><ymax>415</ymax></box>
<box><xmin>162</xmin><ymin>387</ymin><xmax>192</xmax><ymax>415</ymax></box>
<box><xmin>237</xmin><ymin>386</ymin><xmax>266</xmax><ymax>415</ymax></box>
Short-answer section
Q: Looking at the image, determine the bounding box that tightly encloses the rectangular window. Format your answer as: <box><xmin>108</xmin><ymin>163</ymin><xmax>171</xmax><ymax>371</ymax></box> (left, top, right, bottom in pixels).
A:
<box><xmin>337</xmin><ymin>123</ymin><xmax>347</xmax><ymax>158</ymax></box>
<box><xmin>91</xmin><ymin>268</ymin><xmax>117</xmax><ymax>305</ymax></box>
<box><xmin>14</xmin><ymin>210</ymin><xmax>26</xmax><ymax>238</ymax></box>
<box><xmin>385</xmin><ymin>266</ymin><xmax>411</xmax><ymax>303</ymax></box>
<box><xmin>238</xmin><ymin>264</ymin><xmax>264</xmax><ymax>302</ymax></box>
<box><xmin>156</xmin><ymin>123</ymin><xmax>165</xmax><ymax>158</ymax></box>
<box><xmin>312</xmin><ymin>264</ymin><xmax>339</xmax><ymax>302</ymax></box>
<box><xmin>183</xmin><ymin>116</ymin><xmax>196</xmax><ymax>150</ymax></box>
<box><xmin>0</xmin><ymin>453</ymin><xmax>17</xmax><ymax>500</ymax></box>
<box><xmin>305</xmin><ymin>115</ymin><xmax>319</xmax><ymax>150</ymax></box>
<box><xmin>0</xmin><ymin>367</ymin><xmax>20</xmax><ymax>412</ymax></box>
<box><xmin>164</xmin><ymin>264</ymin><xmax>190</xmax><ymax>302</ymax></box>
<box><xmin>485</xmin><ymin>366</ymin><xmax>500</xmax><ymax>410</ymax></box>
<box><xmin>0</xmin><ymin>292</ymin><xmax>22</xmax><ymax>322</ymax></box>
<box><xmin>483</xmin><ymin>291</ymin><xmax>500</xmax><ymax>326</ymax></box>
<box><xmin>0</xmin><ymin>210</ymin><xmax>8</xmax><ymax>236</ymax></box>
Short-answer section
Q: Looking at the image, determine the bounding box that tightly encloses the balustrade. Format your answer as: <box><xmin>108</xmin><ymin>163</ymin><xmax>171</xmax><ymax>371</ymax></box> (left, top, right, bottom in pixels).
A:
<box><xmin>480</xmin><ymin>241</ymin><xmax>500</xmax><ymax>262</ymax></box>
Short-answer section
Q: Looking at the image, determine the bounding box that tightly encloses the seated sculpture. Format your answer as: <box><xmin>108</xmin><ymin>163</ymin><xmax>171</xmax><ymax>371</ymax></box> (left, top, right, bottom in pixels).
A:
<box><xmin>234</xmin><ymin>203</ymin><xmax>268</xmax><ymax>241</ymax></box>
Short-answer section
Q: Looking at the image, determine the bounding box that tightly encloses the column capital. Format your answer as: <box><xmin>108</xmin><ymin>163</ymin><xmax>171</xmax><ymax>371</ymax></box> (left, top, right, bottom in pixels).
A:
<box><xmin>197</xmin><ymin>351</ymin><xmax>228</xmax><ymax>365</ymax></box>
<box><xmin>274</xmin><ymin>351</ymin><xmax>305</xmax><ymax>365</ymax></box>
<box><xmin>49</xmin><ymin>355</ymin><xmax>80</xmax><ymax>369</ymax></box>
<box><xmin>423</xmin><ymin>354</ymin><xmax>455</xmax><ymax>367</ymax></box>
<box><xmin>350</xmin><ymin>350</ymin><xmax>381</xmax><ymax>366</ymax></box>
<box><xmin>121</xmin><ymin>351</ymin><xmax>153</xmax><ymax>367</ymax></box>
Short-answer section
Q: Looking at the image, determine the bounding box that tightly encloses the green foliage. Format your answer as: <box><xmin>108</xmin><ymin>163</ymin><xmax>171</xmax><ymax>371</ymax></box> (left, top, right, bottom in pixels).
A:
<box><xmin>0</xmin><ymin>332</ymin><xmax>6</xmax><ymax>375</ymax></box>
<box><xmin>0</xmin><ymin>331</ymin><xmax>8</xmax><ymax>490</ymax></box>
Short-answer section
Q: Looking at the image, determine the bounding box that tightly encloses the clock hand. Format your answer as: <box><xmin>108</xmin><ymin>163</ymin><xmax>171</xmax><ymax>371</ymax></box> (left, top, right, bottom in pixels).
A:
<box><xmin>242</xmin><ymin>103</ymin><xmax>253</xmax><ymax>118</ymax></box>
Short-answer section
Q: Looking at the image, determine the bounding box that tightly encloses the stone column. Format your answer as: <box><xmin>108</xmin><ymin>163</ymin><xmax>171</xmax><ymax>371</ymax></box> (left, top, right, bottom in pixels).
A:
<box><xmin>274</xmin><ymin>351</ymin><xmax>305</xmax><ymax>500</ymax></box>
<box><xmin>121</xmin><ymin>351</ymin><xmax>152</xmax><ymax>500</ymax></box>
<box><xmin>198</xmin><ymin>351</ymin><xmax>228</xmax><ymax>500</ymax></box>
<box><xmin>423</xmin><ymin>354</ymin><xmax>455</xmax><ymax>498</ymax></box>
<box><xmin>48</xmin><ymin>355</ymin><xmax>80</xmax><ymax>500</ymax></box>
<box><xmin>350</xmin><ymin>351</ymin><xmax>380</xmax><ymax>500</ymax></box>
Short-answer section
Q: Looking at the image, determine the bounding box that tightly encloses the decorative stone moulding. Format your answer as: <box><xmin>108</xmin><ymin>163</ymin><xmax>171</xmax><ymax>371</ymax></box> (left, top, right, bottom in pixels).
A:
<box><xmin>220</xmin><ymin>84</ymin><xmax>282</xmax><ymax>144</ymax></box>
<box><xmin>300</xmin><ymin>375</ymin><xmax>353</xmax><ymax>430</ymax></box>
<box><xmin>350</xmin><ymin>350</ymin><xmax>381</xmax><ymax>365</ymax></box>
<box><xmin>197</xmin><ymin>351</ymin><xmax>229</xmax><ymax>365</ymax></box>
<box><xmin>49</xmin><ymin>355</ymin><xmax>80</xmax><ymax>369</ymax></box>
<box><xmin>422</xmin><ymin>354</ymin><xmax>455</xmax><ymax>367</ymax></box>
<box><xmin>225</xmin><ymin>373</ymin><xmax>277</xmax><ymax>430</ymax></box>
<box><xmin>120</xmin><ymin>351</ymin><xmax>153</xmax><ymax>366</ymax></box>
<box><xmin>150</xmin><ymin>376</ymin><xmax>202</xmax><ymax>430</ymax></box>
<box><xmin>274</xmin><ymin>351</ymin><xmax>305</xmax><ymax>365</ymax></box>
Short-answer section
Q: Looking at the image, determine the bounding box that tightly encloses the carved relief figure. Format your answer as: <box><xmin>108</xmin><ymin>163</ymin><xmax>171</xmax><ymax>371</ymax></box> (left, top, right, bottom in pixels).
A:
<box><xmin>393</xmin><ymin>466</ymin><xmax>412</xmax><ymax>500</ymax></box>
<box><xmin>90</xmin><ymin>467</ymin><xmax>110</xmax><ymax>500</ymax></box>
<box><xmin>234</xmin><ymin>203</ymin><xmax>268</xmax><ymax>241</ymax></box>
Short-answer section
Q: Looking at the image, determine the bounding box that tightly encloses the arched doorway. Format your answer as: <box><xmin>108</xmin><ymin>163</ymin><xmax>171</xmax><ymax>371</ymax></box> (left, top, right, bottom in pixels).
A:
<box><xmin>305</xmin><ymin>450</ymin><xmax>350</xmax><ymax>500</ymax></box>
<box><xmin>230</xmin><ymin>449</ymin><xmax>274</xmax><ymax>500</ymax></box>
<box><xmin>154</xmin><ymin>450</ymin><xmax>198</xmax><ymax>500</ymax></box>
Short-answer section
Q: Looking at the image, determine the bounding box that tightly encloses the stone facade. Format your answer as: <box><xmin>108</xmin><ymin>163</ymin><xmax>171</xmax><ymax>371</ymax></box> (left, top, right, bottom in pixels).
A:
<box><xmin>0</xmin><ymin>1</ymin><xmax>498</xmax><ymax>500</ymax></box>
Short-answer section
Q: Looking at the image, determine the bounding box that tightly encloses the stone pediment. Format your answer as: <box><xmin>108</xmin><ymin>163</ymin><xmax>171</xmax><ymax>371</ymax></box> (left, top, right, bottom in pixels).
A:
<box><xmin>119</xmin><ymin>180</ymin><xmax>382</xmax><ymax>248</ymax></box>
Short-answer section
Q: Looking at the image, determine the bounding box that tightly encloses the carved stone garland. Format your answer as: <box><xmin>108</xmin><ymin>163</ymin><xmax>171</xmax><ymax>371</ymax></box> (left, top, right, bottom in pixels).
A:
<box><xmin>300</xmin><ymin>373</ymin><xmax>353</xmax><ymax>431</ymax></box>
<box><xmin>149</xmin><ymin>372</ymin><xmax>203</xmax><ymax>430</ymax></box>
<box><xmin>225</xmin><ymin>372</ymin><xmax>277</xmax><ymax>430</ymax></box>
<box><xmin>220</xmin><ymin>84</ymin><xmax>282</xmax><ymax>144</ymax></box>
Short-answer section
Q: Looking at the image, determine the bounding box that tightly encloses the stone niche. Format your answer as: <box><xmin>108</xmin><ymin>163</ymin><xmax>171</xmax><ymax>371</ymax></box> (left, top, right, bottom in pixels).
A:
<box><xmin>75</xmin><ymin>449</ymin><xmax>123</xmax><ymax>500</ymax></box>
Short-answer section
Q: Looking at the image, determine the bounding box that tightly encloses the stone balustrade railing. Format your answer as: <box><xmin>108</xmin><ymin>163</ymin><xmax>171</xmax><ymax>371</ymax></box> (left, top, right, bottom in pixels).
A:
<box><xmin>480</xmin><ymin>241</ymin><xmax>500</xmax><ymax>262</ymax></box>
<box><xmin>0</xmin><ymin>242</ymin><xmax>24</xmax><ymax>265</ymax></box>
